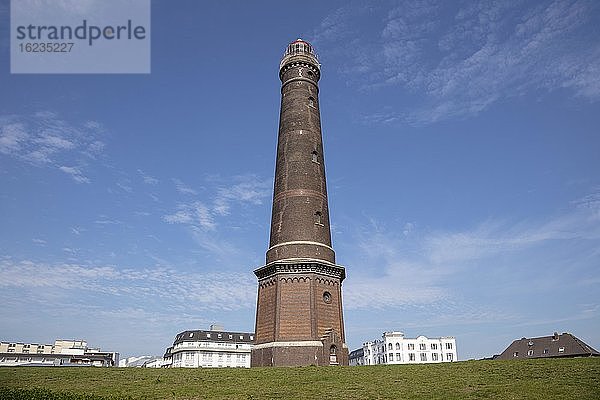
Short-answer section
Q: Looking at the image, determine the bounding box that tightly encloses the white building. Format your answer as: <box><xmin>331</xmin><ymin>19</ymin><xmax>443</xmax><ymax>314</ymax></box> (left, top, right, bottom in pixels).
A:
<box><xmin>0</xmin><ymin>339</ymin><xmax>118</xmax><ymax>367</ymax></box>
<box><xmin>167</xmin><ymin>325</ymin><xmax>254</xmax><ymax>368</ymax></box>
<box><xmin>119</xmin><ymin>355</ymin><xmax>164</xmax><ymax>368</ymax></box>
<box><xmin>360</xmin><ymin>331</ymin><xmax>457</xmax><ymax>365</ymax></box>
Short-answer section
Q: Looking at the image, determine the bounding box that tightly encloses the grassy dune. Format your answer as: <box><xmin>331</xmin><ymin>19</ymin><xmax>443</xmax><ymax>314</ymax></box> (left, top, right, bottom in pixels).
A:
<box><xmin>1</xmin><ymin>357</ymin><xmax>599</xmax><ymax>399</ymax></box>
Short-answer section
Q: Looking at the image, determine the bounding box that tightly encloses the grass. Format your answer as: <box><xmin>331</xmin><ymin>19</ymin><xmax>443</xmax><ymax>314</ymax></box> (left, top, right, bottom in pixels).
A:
<box><xmin>1</xmin><ymin>358</ymin><xmax>599</xmax><ymax>399</ymax></box>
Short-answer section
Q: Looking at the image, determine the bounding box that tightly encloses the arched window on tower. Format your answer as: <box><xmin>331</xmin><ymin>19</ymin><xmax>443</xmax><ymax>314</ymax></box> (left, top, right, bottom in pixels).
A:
<box><xmin>308</xmin><ymin>96</ymin><xmax>315</xmax><ymax>107</ymax></box>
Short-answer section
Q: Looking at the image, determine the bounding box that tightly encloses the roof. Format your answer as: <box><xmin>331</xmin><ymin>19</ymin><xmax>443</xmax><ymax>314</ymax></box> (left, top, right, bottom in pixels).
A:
<box><xmin>172</xmin><ymin>330</ymin><xmax>254</xmax><ymax>345</ymax></box>
<box><xmin>349</xmin><ymin>348</ymin><xmax>364</xmax><ymax>358</ymax></box>
<box><xmin>497</xmin><ymin>332</ymin><xmax>600</xmax><ymax>360</ymax></box>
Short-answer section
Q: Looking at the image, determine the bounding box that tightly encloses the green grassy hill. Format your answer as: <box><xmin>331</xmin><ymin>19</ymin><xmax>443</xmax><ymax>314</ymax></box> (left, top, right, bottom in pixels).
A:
<box><xmin>1</xmin><ymin>358</ymin><xmax>599</xmax><ymax>399</ymax></box>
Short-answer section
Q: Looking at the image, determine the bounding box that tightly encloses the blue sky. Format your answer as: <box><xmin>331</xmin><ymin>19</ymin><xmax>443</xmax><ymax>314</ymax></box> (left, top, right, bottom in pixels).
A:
<box><xmin>1</xmin><ymin>0</ymin><xmax>599</xmax><ymax>360</ymax></box>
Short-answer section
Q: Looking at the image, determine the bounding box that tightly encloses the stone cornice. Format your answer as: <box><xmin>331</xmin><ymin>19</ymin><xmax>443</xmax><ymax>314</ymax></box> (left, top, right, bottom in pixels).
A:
<box><xmin>254</xmin><ymin>258</ymin><xmax>346</xmax><ymax>281</ymax></box>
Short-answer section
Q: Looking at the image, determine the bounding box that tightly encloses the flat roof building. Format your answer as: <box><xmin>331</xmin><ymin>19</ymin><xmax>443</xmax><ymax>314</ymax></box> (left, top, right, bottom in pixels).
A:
<box><xmin>0</xmin><ymin>339</ymin><xmax>118</xmax><ymax>367</ymax></box>
<box><xmin>354</xmin><ymin>331</ymin><xmax>457</xmax><ymax>365</ymax></box>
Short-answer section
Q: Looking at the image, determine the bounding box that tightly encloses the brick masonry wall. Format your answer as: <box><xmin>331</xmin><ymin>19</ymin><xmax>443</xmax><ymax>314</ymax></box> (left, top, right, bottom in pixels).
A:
<box><xmin>255</xmin><ymin>278</ymin><xmax>276</xmax><ymax>344</ymax></box>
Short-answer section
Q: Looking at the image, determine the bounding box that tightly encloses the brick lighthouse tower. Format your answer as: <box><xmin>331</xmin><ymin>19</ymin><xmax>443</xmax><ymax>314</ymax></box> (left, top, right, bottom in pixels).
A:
<box><xmin>251</xmin><ymin>39</ymin><xmax>348</xmax><ymax>367</ymax></box>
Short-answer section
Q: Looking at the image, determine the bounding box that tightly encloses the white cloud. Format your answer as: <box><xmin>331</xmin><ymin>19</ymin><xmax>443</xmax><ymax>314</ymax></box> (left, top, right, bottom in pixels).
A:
<box><xmin>341</xmin><ymin>190</ymin><xmax>600</xmax><ymax>310</ymax></box>
<box><xmin>94</xmin><ymin>217</ymin><xmax>121</xmax><ymax>225</ymax></box>
<box><xmin>312</xmin><ymin>0</ymin><xmax>600</xmax><ymax>125</ymax></box>
<box><xmin>172</xmin><ymin>178</ymin><xmax>198</xmax><ymax>195</ymax></box>
<box><xmin>138</xmin><ymin>169</ymin><xmax>158</xmax><ymax>185</ymax></box>
<box><xmin>0</xmin><ymin>259</ymin><xmax>256</xmax><ymax>312</ymax></box>
<box><xmin>0</xmin><ymin>112</ymin><xmax>105</xmax><ymax>181</ymax></box>
<box><xmin>163</xmin><ymin>201</ymin><xmax>216</xmax><ymax>231</ymax></box>
<box><xmin>59</xmin><ymin>165</ymin><xmax>90</xmax><ymax>184</ymax></box>
<box><xmin>213</xmin><ymin>175</ymin><xmax>271</xmax><ymax>216</ymax></box>
<box><xmin>0</xmin><ymin>123</ymin><xmax>29</xmax><ymax>154</ymax></box>
<box><xmin>35</xmin><ymin>134</ymin><xmax>75</xmax><ymax>150</ymax></box>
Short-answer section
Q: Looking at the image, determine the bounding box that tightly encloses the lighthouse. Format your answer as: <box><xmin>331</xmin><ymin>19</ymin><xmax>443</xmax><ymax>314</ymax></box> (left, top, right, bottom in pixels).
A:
<box><xmin>251</xmin><ymin>39</ymin><xmax>348</xmax><ymax>367</ymax></box>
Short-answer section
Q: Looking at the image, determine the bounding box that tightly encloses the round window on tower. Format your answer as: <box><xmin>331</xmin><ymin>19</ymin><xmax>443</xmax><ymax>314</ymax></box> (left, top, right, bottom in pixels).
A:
<box><xmin>323</xmin><ymin>291</ymin><xmax>332</xmax><ymax>304</ymax></box>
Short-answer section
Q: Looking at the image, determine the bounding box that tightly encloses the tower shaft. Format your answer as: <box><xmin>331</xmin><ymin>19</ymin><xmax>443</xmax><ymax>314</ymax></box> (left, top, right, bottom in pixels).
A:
<box><xmin>252</xmin><ymin>40</ymin><xmax>348</xmax><ymax>367</ymax></box>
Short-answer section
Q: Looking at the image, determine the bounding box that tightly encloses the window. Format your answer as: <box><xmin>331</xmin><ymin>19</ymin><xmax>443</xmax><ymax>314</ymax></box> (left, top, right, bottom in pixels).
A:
<box><xmin>420</xmin><ymin>353</ymin><xmax>427</xmax><ymax>362</ymax></box>
<box><xmin>323</xmin><ymin>291</ymin><xmax>332</xmax><ymax>304</ymax></box>
<box><xmin>543</xmin><ymin>348</ymin><xmax>549</xmax><ymax>354</ymax></box>
<box><xmin>389</xmin><ymin>354</ymin><xmax>394</xmax><ymax>361</ymax></box>
<box><xmin>396</xmin><ymin>353</ymin><xmax>401</xmax><ymax>361</ymax></box>
<box><xmin>315</xmin><ymin>211</ymin><xmax>323</xmax><ymax>226</ymax></box>
<box><xmin>446</xmin><ymin>353</ymin><xmax>453</xmax><ymax>361</ymax></box>
<box><xmin>445</xmin><ymin>342</ymin><xmax>453</xmax><ymax>350</ymax></box>
<box><xmin>189</xmin><ymin>333</ymin><xmax>194</xmax><ymax>337</ymax></box>
<box><xmin>408</xmin><ymin>353</ymin><xmax>415</xmax><ymax>361</ymax></box>
<box><xmin>229</xmin><ymin>335</ymin><xmax>233</xmax><ymax>339</ymax></box>
<box><xmin>206</xmin><ymin>333</ymin><xmax>211</xmax><ymax>338</ymax></box>
<box><xmin>527</xmin><ymin>349</ymin><xmax>534</xmax><ymax>356</ymax></box>
<box><xmin>408</xmin><ymin>344</ymin><xmax>415</xmax><ymax>350</ymax></box>
<box><xmin>250</xmin><ymin>336</ymin><xmax>254</xmax><ymax>340</ymax></box>
<box><xmin>432</xmin><ymin>353</ymin><xmax>438</xmax><ymax>361</ymax></box>
<box><xmin>419</xmin><ymin>343</ymin><xmax>426</xmax><ymax>350</ymax></box>
<box><xmin>395</xmin><ymin>343</ymin><xmax>401</xmax><ymax>350</ymax></box>
<box><xmin>513</xmin><ymin>352</ymin><xmax>519</xmax><ymax>357</ymax></box>
<box><xmin>558</xmin><ymin>347</ymin><xmax>565</xmax><ymax>353</ymax></box>
<box><xmin>431</xmin><ymin>343</ymin><xmax>438</xmax><ymax>350</ymax></box>
<box><xmin>388</xmin><ymin>343</ymin><xmax>393</xmax><ymax>351</ymax></box>
<box><xmin>311</xmin><ymin>150</ymin><xmax>318</xmax><ymax>163</ymax></box>
<box><xmin>308</xmin><ymin>97</ymin><xmax>315</xmax><ymax>107</ymax></box>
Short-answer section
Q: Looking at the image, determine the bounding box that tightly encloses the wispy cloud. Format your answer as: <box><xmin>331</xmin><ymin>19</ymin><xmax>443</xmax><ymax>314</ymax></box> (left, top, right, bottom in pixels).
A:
<box><xmin>59</xmin><ymin>165</ymin><xmax>90</xmax><ymax>184</ymax></box>
<box><xmin>164</xmin><ymin>174</ymin><xmax>271</xmax><ymax>232</ymax></box>
<box><xmin>0</xmin><ymin>111</ymin><xmax>105</xmax><ymax>180</ymax></box>
<box><xmin>342</xmin><ymin>190</ymin><xmax>600</xmax><ymax>311</ymax></box>
<box><xmin>94</xmin><ymin>217</ymin><xmax>122</xmax><ymax>225</ymax></box>
<box><xmin>0</xmin><ymin>259</ymin><xmax>256</xmax><ymax>312</ymax></box>
<box><xmin>163</xmin><ymin>201</ymin><xmax>216</xmax><ymax>231</ymax></box>
<box><xmin>172</xmin><ymin>178</ymin><xmax>198</xmax><ymax>195</ymax></box>
<box><xmin>213</xmin><ymin>175</ymin><xmax>271</xmax><ymax>216</ymax></box>
<box><xmin>312</xmin><ymin>0</ymin><xmax>600</xmax><ymax>125</ymax></box>
<box><xmin>138</xmin><ymin>169</ymin><xmax>158</xmax><ymax>185</ymax></box>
